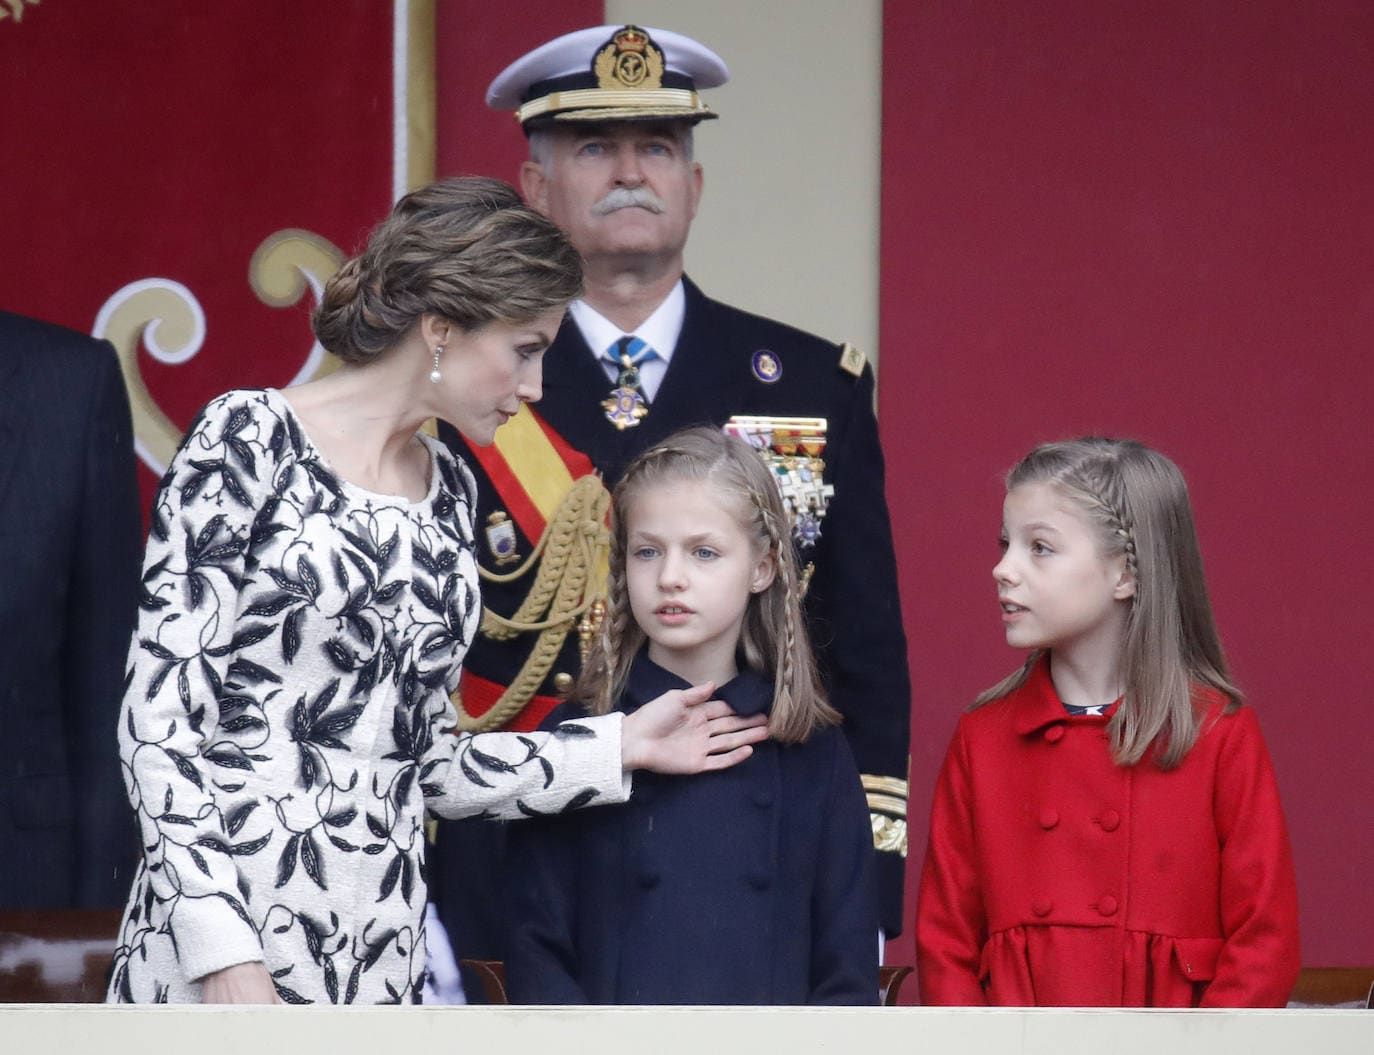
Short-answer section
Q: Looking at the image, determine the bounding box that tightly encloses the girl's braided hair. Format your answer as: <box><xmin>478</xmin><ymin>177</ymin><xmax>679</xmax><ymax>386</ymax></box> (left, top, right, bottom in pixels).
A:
<box><xmin>976</xmin><ymin>437</ymin><xmax>1240</xmax><ymax>768</ymax></box>
<box><xmin>575</xmin><ymin>427</ymin><xmax>838</xmax><ymax>743</ymax></box>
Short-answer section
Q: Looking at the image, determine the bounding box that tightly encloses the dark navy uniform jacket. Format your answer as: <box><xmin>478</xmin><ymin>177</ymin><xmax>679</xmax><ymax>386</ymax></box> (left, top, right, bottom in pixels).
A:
<box><xmin>433</xmin><ymin>278</ymin><xmax>911</xmax><ymax>962</ymax></box>
<box><xmin>504</xmin><ymin>653</ymin><xmax>878</xmax><ymax>1005</ymax></box>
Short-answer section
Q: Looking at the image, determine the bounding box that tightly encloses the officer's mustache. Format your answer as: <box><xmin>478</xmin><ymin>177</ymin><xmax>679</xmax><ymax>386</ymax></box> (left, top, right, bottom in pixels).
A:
<box><xmin>591</xmin><ymin>187</ymin><xmax>666</xmax><ymax>216</ymax></box>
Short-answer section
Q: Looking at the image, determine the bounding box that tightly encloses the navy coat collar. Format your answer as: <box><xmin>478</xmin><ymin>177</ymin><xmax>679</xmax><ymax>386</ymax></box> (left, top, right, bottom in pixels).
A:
<box><xmin>622</xmin><ymin>650</ymin><xmax>773</xmax><ymax>720</ymax></box>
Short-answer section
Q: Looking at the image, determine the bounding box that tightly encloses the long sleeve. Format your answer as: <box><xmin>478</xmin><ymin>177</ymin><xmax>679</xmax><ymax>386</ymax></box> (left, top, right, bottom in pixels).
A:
<box><xmin>916</xmin><ymin>720</ymin><xmax>989</xmax><ymax>1005</ymax></box>
<box><xmin>420</xmin><ymin>708</ymin><xmax>631</xmax><ymax>821</ymax></box>
<box><xmin>503</xmin><ymin>813</ymin><xmax>591</xmax><ymax>1003</ymax></box>
<box><xmin>807</xmin><ymin>733</ymin><xmax>879</xmax><ymax>1005</ymax></box>
<box><xmin>66</xmin><ymin>343</ymin><xmax>142</xmax><ymax>906</ymax></box>
<box><xmin>806</xmin><ymin>360</ymin><xmax>912</xmax><ymax>936</ymax></box>
<box><xmin>116</xmin><ymin>400</ymin><xmax>267</xmax><ymax>981</ymax></box>
<box><xmin>1200</xmin><ymin>708</ymin><xmax>1300</xmax><ymax>1007</ymax></box>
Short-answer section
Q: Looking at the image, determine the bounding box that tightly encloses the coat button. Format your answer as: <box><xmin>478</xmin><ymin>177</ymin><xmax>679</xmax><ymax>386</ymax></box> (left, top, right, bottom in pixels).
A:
<box><xmin>747</xmin><ymin>873</ymin><xmax>771</xmax><ymax>891</ymax></box>
<box><xmin>1038</xmin><ymin>809</ymin><xmax>1059</xmax><ymax>830</ymax></box>
<box><xmin>1043</xmin><ymin>725</ymin><xmax>1065</xmax><ymax>744</ymax></box>
<box><xmin>637</xmin><ymin>870</ymin><xmax>660</xmax><ymax>890</ymax></box>
<box><xmin>1031</xmin><ymin>898</ymin><xmax>1053</xmax><ymax>917</ymax></box>
<box><xmin>1099</xmin><ymin>809</ymin><xmax>1121</xmax><ymax>832</ymax></box>
<box><xmin>1097</xmin><ymin>895</ymin><xmax>1119</xmax><ymax>916</ymax></box>
<box><xmin>751</xmin><ymin>789</ymin><xmax>774</xmax><ymax>809</ymax></box>
<box><xmin>553</xmin><ymin>672</ymin><xmax>574</xmax><ymax>694</ymax></box>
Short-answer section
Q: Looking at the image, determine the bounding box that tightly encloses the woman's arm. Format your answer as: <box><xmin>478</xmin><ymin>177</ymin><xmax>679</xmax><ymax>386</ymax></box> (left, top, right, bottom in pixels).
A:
<box><xmin>116</xmin><ymin>396</ymin><xmax>274</xmax><ymax>988</ymax></box>
<box><xmin>421</xmin><ymin>683</ymin><xmax>768</xmax><ymax>821</ymax></box>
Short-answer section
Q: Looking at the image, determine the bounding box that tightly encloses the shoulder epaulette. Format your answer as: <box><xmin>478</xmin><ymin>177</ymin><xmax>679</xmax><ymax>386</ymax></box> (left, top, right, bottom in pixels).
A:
<box><xmin>838</xmin><ymin>342</ymin><xmax>867</xmax><ymax>378</ymax></box>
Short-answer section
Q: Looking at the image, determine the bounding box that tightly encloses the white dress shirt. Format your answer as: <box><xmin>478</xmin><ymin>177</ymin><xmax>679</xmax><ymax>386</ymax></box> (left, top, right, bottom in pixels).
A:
<box><xmin>567</xmin><ymin>280</ymin><xmax>686</xmax><ymax>402</ymax></box>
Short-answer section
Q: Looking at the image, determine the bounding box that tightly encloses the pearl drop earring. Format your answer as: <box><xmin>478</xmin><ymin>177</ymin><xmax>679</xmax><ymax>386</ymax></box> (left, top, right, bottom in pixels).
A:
<box><xmin>429</xmin><ymin>344</ymin><xmax>443</xmax><ymax>383</ymax></box>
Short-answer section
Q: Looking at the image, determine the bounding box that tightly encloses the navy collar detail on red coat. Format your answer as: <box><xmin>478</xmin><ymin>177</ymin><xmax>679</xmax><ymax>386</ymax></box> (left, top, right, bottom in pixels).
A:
<box><xmin>1011</xmin><ymin>654</ymin><xmax>1119</xmax><ymax>735</ymax></box>
<box><xmin>623</xmin><ymin>649</ymin><xmax>773</xmax><ymax>719</ymax></box>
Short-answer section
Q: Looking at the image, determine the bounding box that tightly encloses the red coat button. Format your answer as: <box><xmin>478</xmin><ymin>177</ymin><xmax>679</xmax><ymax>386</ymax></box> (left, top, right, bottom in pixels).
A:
<box><xmin>1038</xmin><ymin>809</ymin><xmax>1059</xmax><ymax>830</ymax></box>
<box><xmin>1043</xmin><ymin>725</ymin><xmax>1065</xmax><ymax>744</ymax></box>
<box><xmin>1099</xmin><ymin>809</ymin><xmax>1121</xmax><ymax>832</ymax></box>
<box><xmin>1097</xmin><ymin>895</ymin><xmax>1119</xmax><ymax>916</ymax></box>
<box><xmin>1032</xmin><ymin>898</ymin><xmax>1053</xmax><ymax>917</ymax></box>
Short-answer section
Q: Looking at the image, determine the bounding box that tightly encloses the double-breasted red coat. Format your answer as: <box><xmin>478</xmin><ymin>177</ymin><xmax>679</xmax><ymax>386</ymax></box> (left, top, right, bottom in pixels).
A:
<box><xmin>916</xmin><ymin>658</ymin><xmax>1299</xmax><ymax>1007</ymax></box>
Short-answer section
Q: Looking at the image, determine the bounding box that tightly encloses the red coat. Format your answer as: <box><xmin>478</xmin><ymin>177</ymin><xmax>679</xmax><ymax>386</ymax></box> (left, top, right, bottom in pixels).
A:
<box><xmin>916</xmin><ymin>658</ymin><xmax>1299</xmax><ymax>1007</ymax></box>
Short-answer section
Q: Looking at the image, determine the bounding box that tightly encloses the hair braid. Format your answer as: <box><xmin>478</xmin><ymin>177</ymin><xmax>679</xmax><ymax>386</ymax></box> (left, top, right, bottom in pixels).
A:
<box><xmin>575</xmin><ymin>428</ymin><xmax>836</xmax><ymax>740</ymax></box>
<box><xmin>974</xmin><ymin>436</ymin><xmax>1241</xmax><ymax>769</ymax></box>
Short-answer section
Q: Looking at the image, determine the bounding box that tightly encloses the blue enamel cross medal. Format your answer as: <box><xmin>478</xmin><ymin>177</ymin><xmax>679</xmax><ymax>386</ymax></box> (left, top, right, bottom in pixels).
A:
<box><xmin>602</xmin><ymin>356</ymin><xmax>650</xmax><ymax>430</ymax></box>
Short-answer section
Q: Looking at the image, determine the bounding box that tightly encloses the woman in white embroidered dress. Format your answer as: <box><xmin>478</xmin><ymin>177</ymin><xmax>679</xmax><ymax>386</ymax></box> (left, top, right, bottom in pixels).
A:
<box><xmin>107</xmin><ymin>178</ymin><xmax>768</xmax><ymax>1005</ymax></box>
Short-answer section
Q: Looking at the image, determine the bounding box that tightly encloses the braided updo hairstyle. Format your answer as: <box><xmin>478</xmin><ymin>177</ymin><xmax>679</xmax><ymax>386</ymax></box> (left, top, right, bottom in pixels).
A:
<box><xmin>975</xmin><ymin>437</ymin><xmax>1240</xmax><ymax>768</ymax></box>
<box><xmin>312</xmin><ymin>177</ymin><xmax>582</xmax><ymax>363</ymax></box>
<box><xmin>576</xmin><ymin>427</ymin><xmax>838</xmax><ymax>744</ymax></box>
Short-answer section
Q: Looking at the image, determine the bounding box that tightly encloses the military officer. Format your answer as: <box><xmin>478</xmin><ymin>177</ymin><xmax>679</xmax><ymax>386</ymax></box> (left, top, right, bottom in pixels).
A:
<box><xmin>430</xmin><ymin>24</ymin><xmax>911</xmax><ymax>986</ymax></box>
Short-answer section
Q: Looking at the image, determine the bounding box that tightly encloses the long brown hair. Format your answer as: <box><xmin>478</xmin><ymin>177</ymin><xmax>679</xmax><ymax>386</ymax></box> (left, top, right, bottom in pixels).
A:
<box><xmin>575</xmin><ymin>428</ymin><xmax>838</xmax><ymax>743</ymax></box>
<box><xmin>975</xmin><ymin>437</ymin><xmax>1240</xmax><ymax>768</ymax></box>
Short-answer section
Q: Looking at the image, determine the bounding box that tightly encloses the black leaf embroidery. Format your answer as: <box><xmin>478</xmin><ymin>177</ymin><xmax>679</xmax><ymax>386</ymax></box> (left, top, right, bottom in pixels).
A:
<box><xmin>297</xmin><ymin>554</ymin><xmax>321</xmax><ymax>601</ymax></box>
<box><xmin>165</xmin><ymin>749</ymin><xmax>203</xmax><ymax>791</ymax></box>
<box><xmin>204</xmin><ymin>747</ymin><xmax>253</xmax><ymax>771</ymax></box>
<box><xmin>282</xmin><ymin>606</ymin><xmax>305</xmax><ymax>662</ymax></box>
<box><xmin>276</xmin><ymin>834</ymin><xmax>300</xmax><ymax>887</ymax></box>
<box><xmin>225</xmin><ymin>657</ymin><xmax>281</xmax><ymax>685</ymax></box>
<box><xmin>553</xmin><ymin>722</ymin><xmax>597</xmax><ymax>738</ymax></box>
<box><xmin>141</xmin><ymin>639</ymin><xmax>175</xmax><ymax>661</ymax></box>
<box><xmin>244</xmin><ymin>592</ymin><xmax>295</xmax><ymax>617</ymax></box>
<box><xmin>230</xmin><ymin>833</ymin><xmax>272</xmax><ymax>856</ymax></box>
<box><xmin>225</xmin><ymin>801</ymin><xmax>259</xmax><ymax>836</ymax></box>
<box><xmin>469</xmin><ymin>746</ymin><xmax>516</xmax><ymax>775</ymax></box>
<box><xmin>562</xmin><ymin>787</ymin><xmax>600</xmax><ymax>813</ymax></box>
<box><xmin>377</xmin><ymin>855</ymin><xmax>403</xmax><ymax>902</ymax></box>
<box><xmin>301</xmin><ymin>832</ymin><xmax>326</xmax><ymax>890</ymax></box>
<box><xmin>273</xmin><ymin>982</ymin><xmax>312</xmax><ymax>1004</ymax></box>
<box><xmin>324</xmin><ymin>806</ymin><xmax>356</xmax><ymax>828</ymax></box>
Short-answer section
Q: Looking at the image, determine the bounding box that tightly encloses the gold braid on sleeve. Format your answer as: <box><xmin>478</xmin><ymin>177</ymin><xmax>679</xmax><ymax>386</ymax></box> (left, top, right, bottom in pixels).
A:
<box><xmin>862</xmin><ymin>774</ymin><xmax>910</xmax><ymax>857</ymax></box>
<box><xmin>453</xmin><ymin>475</ymin><xmax>611</xmax><ymax>732</ymax></box>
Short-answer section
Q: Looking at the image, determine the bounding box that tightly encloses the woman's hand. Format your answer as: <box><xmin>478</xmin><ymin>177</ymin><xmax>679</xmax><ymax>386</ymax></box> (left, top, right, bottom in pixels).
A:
<box><xmin>621</xmin><ymin>682</ymin><xmax>769</xmax><ymax>774</ymax></box>
<box><xmin>200</xmin><ymin>961</ymin><xmax>282</xmax><ymax>1004</ymax></box>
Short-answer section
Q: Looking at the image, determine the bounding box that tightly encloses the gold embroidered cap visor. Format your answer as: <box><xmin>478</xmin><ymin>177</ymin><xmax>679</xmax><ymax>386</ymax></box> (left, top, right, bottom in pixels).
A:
<box><xmin>487</xmin><ymin>24</ymin><xmax>728</xmax><ymax>128</ymax></box>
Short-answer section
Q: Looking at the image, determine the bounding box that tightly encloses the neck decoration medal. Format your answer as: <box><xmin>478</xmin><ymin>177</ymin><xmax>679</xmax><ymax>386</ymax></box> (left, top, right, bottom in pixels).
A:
<box><xmin>602</xmin><ymin>338</ymin><xmax>654</xmax><ymax>430</ymax></box>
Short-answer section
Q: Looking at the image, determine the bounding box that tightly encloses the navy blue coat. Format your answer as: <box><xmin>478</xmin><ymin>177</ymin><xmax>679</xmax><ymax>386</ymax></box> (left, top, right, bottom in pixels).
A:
<box><xmin>503</xmin><ymin>654</ymin><xmax>878</xmax><ymax>1005</ymax></box>
<box><xmin>0</xmin><ymin>311</ymin><xmax>141</xmax><ymax>907</ymax></box>
<box><xmin>432</xmin><ymin>279</ymin><xmax>910</xmax><ymax>966</ymax></box>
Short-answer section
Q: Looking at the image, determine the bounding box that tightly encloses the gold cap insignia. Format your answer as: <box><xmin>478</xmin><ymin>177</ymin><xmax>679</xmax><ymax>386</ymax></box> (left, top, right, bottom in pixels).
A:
<box><xmin>594</xmin><ymin>25</ymin><xmax>665</xmax><ymax>91</ymax></box>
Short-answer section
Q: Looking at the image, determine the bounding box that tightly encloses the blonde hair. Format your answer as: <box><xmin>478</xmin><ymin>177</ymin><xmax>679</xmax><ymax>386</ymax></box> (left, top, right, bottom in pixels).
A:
<box><xmin>312</xmin><ymin>176</ymin><xmax>582</xmax><ymax>364</ymax></box>
<box><xmin>975</xmin><ymin>437</ymin><xmax>1240</xmax><ymax>768</ymax></box>
<box><xmin>575</xmin><ymin>428</ymin><xmax>838</xmax><ymax>743</ymax></box>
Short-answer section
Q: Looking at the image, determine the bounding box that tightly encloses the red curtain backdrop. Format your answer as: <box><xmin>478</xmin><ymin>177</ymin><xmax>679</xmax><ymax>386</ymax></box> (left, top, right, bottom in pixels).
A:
<box><xmin>882</xmin><ymin>1</ymin><xmax>1374</xmax><ymax>976</ymax></box>
<box><xmin>434</xmin><ymin>0</ymin><xmax>602</xmax><ymax>183</ymax></box>
<box><xmin>1</xmin><ymin>1</ymin><xmax>395</xmax><ymax>511</ymax></box>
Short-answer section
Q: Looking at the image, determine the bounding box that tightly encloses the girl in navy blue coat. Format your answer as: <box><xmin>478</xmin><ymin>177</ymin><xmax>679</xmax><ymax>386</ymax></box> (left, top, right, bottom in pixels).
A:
<box><xmin>504</xmin><ymin>427</ymin><xmax>877</xmax><ymax>1004</ymax></box>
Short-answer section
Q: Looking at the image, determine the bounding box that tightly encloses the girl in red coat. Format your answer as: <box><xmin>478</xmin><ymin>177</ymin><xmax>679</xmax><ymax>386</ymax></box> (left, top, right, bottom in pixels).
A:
<box><xmin>917</xmin><ymin>438</ymin><xmax>1299</xmax><ymax>1007</ymax></box>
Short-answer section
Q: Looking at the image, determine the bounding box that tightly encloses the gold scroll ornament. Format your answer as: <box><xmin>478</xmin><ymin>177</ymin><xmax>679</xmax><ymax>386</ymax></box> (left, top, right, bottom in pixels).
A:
<box><xmin>95</xmin><ymin>229</ymin><xmax>343</xmax><ymax>472</ymax></box>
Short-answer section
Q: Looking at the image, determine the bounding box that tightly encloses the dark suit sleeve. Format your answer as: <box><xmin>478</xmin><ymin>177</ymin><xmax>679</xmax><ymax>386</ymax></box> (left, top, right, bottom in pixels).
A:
<box><xmin>808</xmin><ymin>733</ymin><xmax>879</xmax><ymax>1005</ymax></box>
<box><xmin>64</xmin><ymin>343</ymin><xmax>142</xmax><ymax>906</ymax></box>
<box><xmin>806</xmin><ymin>360</ymin><xmax>912</xmax><ymax>937</ymax></box>
<box><xmin>503</xmin><ymin>812</ymin><xmax>590</xmax><ymax>1004</ymax></box>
